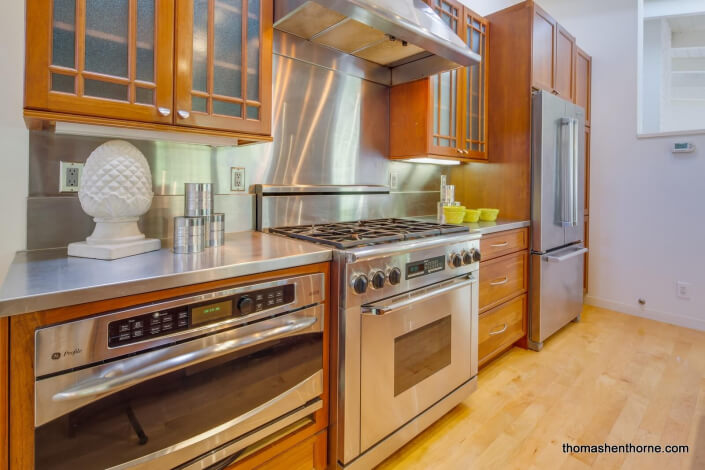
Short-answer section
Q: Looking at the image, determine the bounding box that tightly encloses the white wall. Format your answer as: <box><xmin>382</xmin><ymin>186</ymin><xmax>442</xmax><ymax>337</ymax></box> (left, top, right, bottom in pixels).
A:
<box><xmin>0</xmin><ymin>2</ymin><xmax>28</xmax><ymax>284</ymax></box>
<box><xmin>464</xmin><ymin>0</ymin><xmax>705</xmax><ymax>331</ymax></box>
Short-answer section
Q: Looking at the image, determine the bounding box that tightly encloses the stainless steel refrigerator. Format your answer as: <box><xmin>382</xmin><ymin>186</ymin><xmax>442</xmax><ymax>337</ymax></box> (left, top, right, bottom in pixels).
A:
<box><xmin>529</xmin><ymin>90</ymin><xmax>588</xmax><ymax>351</ymax></box>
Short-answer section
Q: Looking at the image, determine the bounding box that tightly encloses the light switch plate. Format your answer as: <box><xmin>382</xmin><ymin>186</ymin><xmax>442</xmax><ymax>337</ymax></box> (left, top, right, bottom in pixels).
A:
<box><xmin>231</xmin><ymin>167</ymin><xmax>246</xmax><ymax>191</ymax></box>
<box><xmin>59</xmin><ymin>161</ymin><xmax>84</xmax><ymax>193</ymax></box>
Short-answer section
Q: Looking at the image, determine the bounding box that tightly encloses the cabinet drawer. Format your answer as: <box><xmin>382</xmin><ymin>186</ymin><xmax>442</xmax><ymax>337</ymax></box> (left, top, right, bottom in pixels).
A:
<box><xmin>479</xmin><ymin>251</ymin><xmax>528</xmax><ymax>312</ymax></box>
<box><xmin>479</xmin><ymin>295</ymin><xmax>527</xmax><ymax>366</ymax></box>
<box><xmin>480</xmin><ymin>228</ymin><xmax>528</xmax><ymax>261</ymax></box>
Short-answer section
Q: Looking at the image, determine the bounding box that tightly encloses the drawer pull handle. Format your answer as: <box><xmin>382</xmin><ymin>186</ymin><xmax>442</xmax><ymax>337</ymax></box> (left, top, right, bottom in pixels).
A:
<box><xmin>489</xmin><ymin>323</ymin><xmax>508</xmax><ymax>336</ymax></box>
<box><xmin>490</xmin><ymin>276</ymin><xmax>509</xmax><ymax>286</ymax></box>
<box><xmin>490</xmin><ymin>241</ymin><xmax>509</xmax><ymax>248</ymax></box>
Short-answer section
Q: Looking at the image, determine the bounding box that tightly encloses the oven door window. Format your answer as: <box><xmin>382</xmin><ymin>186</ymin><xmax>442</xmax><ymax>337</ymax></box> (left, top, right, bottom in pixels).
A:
<box><xmin>394</xmin><ymin>316</ymin><xmax>452</xmax><ymax>396</ymax></box>
<box><xmin>35</xmin><ymin>319</ymin><xmax>322</xmax><ymax>470</ymax></box>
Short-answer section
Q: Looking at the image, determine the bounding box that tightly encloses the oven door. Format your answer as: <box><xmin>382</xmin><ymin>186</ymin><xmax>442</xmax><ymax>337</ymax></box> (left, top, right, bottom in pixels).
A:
<box><xmin>34</xmin><ymin>305</ymin><xmax>324</xmax><ymax>470</ymax></box>
<box><xmin>359</xmin><ymin>274</ymin><xmax>477</xmax><ymax>452</ymax></box>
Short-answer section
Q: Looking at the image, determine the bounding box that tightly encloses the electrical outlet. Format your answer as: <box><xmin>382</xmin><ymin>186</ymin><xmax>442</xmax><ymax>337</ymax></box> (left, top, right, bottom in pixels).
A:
<box><xmin>677</xmin><ymin>281</ymin><xmax>691</xmax><ymax>300</ymax></box>
<box><xmin>231</xmin><ymin>167</ymin><xmax>246</xmax><ymax>191</ymax></box>
<box><xmin>59</xmin><ymin>161</ymin><xmax>84</xmax><ymax>193</ymax></box>
<box><xmin>389</xmin><ymin>171</ymin><xmax>399</xmax><ymax>190</ymax></box>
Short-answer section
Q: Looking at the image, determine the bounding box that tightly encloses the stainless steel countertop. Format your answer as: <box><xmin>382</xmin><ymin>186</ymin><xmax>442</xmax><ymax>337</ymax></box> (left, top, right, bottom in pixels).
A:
<box><xmin>413</xmin><ymin>217</ymin><xmax>530</xmax><ymax>235</ymax></box>
<box><xmin>0</xmin><ymin>232</ymin><xmax>333</xmax><ymax>318</ymax></box>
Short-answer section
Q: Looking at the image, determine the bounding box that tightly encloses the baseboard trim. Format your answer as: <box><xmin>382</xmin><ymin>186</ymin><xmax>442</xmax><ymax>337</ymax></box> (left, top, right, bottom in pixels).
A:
<box><xmin>584</xmin><ymin>295</ymin><xmax>705</xmax><ymax>332</ymax></box>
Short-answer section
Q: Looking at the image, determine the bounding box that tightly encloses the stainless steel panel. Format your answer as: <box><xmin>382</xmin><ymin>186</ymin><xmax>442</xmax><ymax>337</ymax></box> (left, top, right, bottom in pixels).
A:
<box><xmin>36</xmin><ymin>304</ymin><xmax>324</xmax><ymax>426</ymax></box>
<box><xmin>339</xmin><ymin>378</ymin><xmax>476</xmax><ymax>470</ymax></box>
<box><xmin>529</xmin><ymin>244</ymin><xmax>585</xmax><ymax>348</ymax></box>
<box><xmin>531</xmin><ymin>91</ymin><xmax>585</xmax><ymax>253</ymax></box>
<box><xmin>35</xmin><ymin>273</ymin><xmax>325</xmax><ymax>376</ymax></box>
<box><xmin>359</xmin><ymin>275</ymin><xmax>475</xmax><ymax>452</ymax></box>
<box><xmin>0</xmin><ymin>232</ymin><xmax>331</xmax><ymax>318</ymax></box>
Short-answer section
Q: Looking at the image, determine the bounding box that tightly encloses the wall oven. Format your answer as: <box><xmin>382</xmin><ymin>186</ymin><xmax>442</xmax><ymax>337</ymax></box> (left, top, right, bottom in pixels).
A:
<box><xmin>33</xmin><ymin>273</ymin><xmax>325</xmax><ymax>470</ymax></box>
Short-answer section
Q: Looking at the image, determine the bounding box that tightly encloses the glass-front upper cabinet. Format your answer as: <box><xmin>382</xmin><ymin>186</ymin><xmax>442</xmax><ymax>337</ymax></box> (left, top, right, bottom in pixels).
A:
<box><xmin>462</xmin><ymin>9</ymin><xmax>488</xmax><ymax>159</ymax></box>
<box><xmin>175</xmin><ymin>0</ymin><xmax>272</xmax><ymax>135</ymax></box>
<box><xmin>25</xmin><ymin>0</ymin><xmax>175</xmax><ymax>123</ymax></box>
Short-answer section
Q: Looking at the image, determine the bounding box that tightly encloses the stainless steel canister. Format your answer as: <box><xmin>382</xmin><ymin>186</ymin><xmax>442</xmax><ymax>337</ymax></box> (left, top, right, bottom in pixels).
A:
<box><xmin>207</xmin><ymin>213</ymin><xmax>225</xmax><ymax>247</ymax></box>
<box><xmin>173</xmin><ymin>216</ymin><xmax>205</xmax><ymax>253</ymax></box>
<box><xmin>184</xmin><ymin>183</ymin><xmax>213</xmax><ymax>217</ymax></box>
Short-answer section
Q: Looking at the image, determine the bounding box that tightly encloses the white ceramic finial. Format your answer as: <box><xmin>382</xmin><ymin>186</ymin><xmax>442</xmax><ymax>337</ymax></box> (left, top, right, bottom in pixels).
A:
<box><xmin>68</xmin><ymin>140</ymin><xmax>161</xmax><ymax>259</ymax></box>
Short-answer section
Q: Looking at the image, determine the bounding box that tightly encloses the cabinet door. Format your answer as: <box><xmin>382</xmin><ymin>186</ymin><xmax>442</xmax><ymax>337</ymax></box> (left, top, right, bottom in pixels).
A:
<box><xmin>26</xmin><ymin>0</ymin><xmax>175</xmax><ymax>123</ymax></box>
<box><xmin>175</xmin><ymin>0</ymin><xmax>272</xmax><ymax>135</ymax></box>
<box><xmin>427</xmin><ymin>0</ymin><xmax>464</xmax><ymax>158</ymax></box>
<box><xmin>461</xmin><ymin>8</ymin><xmax>488</xmax><ymax>159</ymax></box>
<box><xmin>575</xmin><ymin>47</ymin><xmax>592</xmax><ymax>126</ymax></box>
<box><xmin>554</xmin><ymin>25</ymin><xmax>575</xmax><ymax>100</ymax></box>
<box><xmin>531</xmin><ymin>5</ymin><xmax>556</xmax><ymax>92</ymax></box>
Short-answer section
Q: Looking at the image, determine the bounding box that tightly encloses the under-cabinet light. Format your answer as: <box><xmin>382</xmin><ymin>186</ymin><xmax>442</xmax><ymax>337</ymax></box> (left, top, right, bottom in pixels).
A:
<box><xmin>405</xmin><ymin>158</ymin><xmax>461</xmax><ymax>166</ymax></box>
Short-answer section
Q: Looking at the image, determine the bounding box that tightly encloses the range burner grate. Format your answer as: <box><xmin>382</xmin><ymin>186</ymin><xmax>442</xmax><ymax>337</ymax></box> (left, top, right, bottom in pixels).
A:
<box><xmin>270</xmin><ymin>218</ymin><xmax>469</xmax><ymax>249</ymax></box>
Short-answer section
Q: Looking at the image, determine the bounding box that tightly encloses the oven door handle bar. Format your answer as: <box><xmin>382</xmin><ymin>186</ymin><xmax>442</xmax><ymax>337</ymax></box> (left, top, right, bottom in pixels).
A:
<box><xmin>361</xmin><ymin>274</ymin><xmax>476</xmax><ymax>316</ymax></box>
<box><xmin>51</xmin><ymin>316</ymin><xmax>318</xmax><ymax>403</ymax></box>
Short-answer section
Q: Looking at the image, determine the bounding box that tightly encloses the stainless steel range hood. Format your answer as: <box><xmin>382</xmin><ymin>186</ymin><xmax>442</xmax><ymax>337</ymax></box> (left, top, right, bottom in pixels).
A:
<box><xmin>273</xmin><ymin>0</ymin><xmax>481</xmax><ymax>85</ymax></box>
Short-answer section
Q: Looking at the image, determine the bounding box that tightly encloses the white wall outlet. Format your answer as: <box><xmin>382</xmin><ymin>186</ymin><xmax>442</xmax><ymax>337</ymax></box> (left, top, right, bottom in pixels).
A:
<box><xmin>231</xmin><ymin>167</ymin><xmax>246</xmax><ymax>191</ymax></box>
<box><xmin>59</xmin><ymin>161</ymin><xmax>84</xmax><ymax>193</ymax></box>
<box><xmin>677</xmin><ymin>281</ymin><xmax>691</xmax><ymax>300</ymax></box>
<box><xmin>389</xmin><ymin>171</ymin><xmax>398</xmax><ymax>190</ymax></box>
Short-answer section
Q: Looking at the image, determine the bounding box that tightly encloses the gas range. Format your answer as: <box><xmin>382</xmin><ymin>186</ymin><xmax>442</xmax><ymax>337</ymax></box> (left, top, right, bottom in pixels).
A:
<box><xmin>256</xmin><ymin>185</ymin><xmax>480</xmax><ymax>469</ymax></box>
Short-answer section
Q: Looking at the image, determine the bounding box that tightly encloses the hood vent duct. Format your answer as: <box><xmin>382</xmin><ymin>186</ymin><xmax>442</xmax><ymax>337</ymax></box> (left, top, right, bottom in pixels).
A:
<box><xmin>273</xmin><ymin>0</ymin><xmax>481</xmax><ymax>85</ymax></box>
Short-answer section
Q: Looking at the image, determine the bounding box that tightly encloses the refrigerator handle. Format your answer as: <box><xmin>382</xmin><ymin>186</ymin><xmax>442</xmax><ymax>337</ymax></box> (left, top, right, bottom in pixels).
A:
<box><xmin>560</xmin><ymin>118</ymin><xmax>573</xmax><ymax>228</ymax></box>
<box><xmin>571</xmin><ymin>117</ymin><xmax>580</xmax><ymax>227</ymax></box>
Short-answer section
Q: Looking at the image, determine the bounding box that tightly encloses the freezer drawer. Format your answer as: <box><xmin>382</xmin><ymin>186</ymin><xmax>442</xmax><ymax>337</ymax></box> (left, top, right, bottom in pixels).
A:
<box><xmin>529</xmin><ymin>244</ymin><xmax>587</xmax><ymax>349</ymax></box>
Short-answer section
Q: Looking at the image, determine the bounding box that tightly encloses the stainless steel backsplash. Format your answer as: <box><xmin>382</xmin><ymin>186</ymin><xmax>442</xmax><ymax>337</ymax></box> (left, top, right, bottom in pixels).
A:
<box><xmin>28</xmin><ymin>42</ymin><xmax>444</xmax><ymax>249</ymax></box>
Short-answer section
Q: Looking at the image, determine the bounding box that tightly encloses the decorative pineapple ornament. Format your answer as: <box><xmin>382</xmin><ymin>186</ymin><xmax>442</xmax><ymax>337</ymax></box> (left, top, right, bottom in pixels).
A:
<box><xmin>68</xmin><ymin>140</ymin><xmax>161</xmax><ymax>259</ymax></box>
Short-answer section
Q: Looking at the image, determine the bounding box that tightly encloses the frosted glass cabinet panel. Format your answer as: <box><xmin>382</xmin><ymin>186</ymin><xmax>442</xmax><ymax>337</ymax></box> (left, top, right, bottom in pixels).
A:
<box><xmin>175</xmin><ymin>0</ymin><xmax>272</xmax><ymax>135</ymax></box>
<box><xmin>26</xmin><ymin>0</ymin><xmax>175</xmax><ymax>123</ymax></box>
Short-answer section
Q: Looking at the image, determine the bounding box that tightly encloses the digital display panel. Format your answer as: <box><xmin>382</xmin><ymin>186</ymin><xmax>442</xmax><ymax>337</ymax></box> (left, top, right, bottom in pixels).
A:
<box><xmin>406</xmin><ymin>256</ymin><xmax>446</xmax><ymax>279</ymax></box>
<box><xmin>190</xmin><ymin>300</ymin><xmax>233</xmax><ymax>326</ymax></box>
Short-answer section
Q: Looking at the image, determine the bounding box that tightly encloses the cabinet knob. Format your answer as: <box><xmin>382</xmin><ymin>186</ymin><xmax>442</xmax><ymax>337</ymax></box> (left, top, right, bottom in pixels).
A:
<box><xmin>177</xmin><ymin>110</ymin><xmax>191</xmax><ymax>119</ymax></box>
<box><xmin>157</xmin><ymin>107</ymin><xmax>171</xmax><ymax>117</ymax></box>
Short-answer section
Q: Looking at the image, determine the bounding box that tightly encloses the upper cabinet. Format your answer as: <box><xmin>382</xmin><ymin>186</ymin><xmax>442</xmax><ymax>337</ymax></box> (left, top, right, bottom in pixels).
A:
<box><xmin>575</xmin><ymin>47</ymin><xmax>592</xmax><ymax>126</ymax></box>
<box><xmin>389</xmin><ymin>0</ymin><xmax>488</xmax><ymax>162</ymax></box>
<box><xmin>25</xmin><ymin>0</ymin><xmax>272</xmax><ymax>141</ymax></box>
<box><xmin>174</xmin><ymin>0</ymin><xmax>272</xmax><ymax>134</ymax></box>
<box><xmin>530</xmin><ymin>4</ymin><xmax>575</xmax><ymax>101</ymax></box>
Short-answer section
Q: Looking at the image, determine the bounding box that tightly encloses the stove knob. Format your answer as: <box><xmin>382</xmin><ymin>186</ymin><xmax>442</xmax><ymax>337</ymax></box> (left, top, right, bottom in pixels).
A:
<box><xmin>449</xmin><ymin>253</ymin><xmax>462</xmax><ymax>268</ymax></box>
<box><xmin>388</xmin><ymin>267</ymin><xmax>402</xmax><ymax>285</ymax></box>
<box><xmin>472</xmin><ymin>248</ymin><xmax>482</xmax><ymax>263</ymax></box>
<box><xmin>352</xmin><ymin>274</ymin><xmax>369</xmax><ymax>294</ymax></box>
<box><xmin>371</xmin><ymin>271</ymin><xmax>386</xmax><ymax>289</ymax></box>
<box><xmin>462</xmin><ymin>251</ymin><xmax>473</xmax><ymax>265</ymax></box>
<box><xmin>238</xmin><ymin>296</ymin><xmax>255</xmax><ymax>315</ymax></box>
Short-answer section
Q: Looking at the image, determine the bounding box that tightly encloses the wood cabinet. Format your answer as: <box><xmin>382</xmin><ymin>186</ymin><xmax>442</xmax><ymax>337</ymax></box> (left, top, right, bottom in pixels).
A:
<box><xmin>25</xmin><ymin>0</ymin><xmax>272</xmax><ymax>141</ymax></box>
<box><xmin>575</xmin><ymin>47</ymin><xmax>592</xmax><ymax>126</ymax></box>
<box><xmin>389</xmin><ymin>1</ymin><xmax>488</xmax><ymax>162</ymax></box>
<box><xmin>479</xmin><ymin>295</ymin><xmax>527</xmax><ymax>367</ymax></box>
<box><xmin>477</xmin><ymin>228</ymin><xmax>529</xmax><ymax>367</ymax></box>
<box><xmin>530</xmin><ymin>4</ymin><xmax>575</xmax><ymax>100</ymax></box>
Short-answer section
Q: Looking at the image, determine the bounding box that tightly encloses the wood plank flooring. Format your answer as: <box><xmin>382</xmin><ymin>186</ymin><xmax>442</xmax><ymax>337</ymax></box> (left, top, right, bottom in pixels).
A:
<box><xmin>377</xmin><ymin>305</ymin><xmax>705</xmax><ymax>469</ymax></box>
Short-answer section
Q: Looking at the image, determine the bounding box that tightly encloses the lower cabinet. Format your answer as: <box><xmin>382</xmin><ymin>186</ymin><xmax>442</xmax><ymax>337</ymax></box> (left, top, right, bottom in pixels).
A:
<box><xmin>477</xmin><ymin>227</ymin><xmax>530</xmax><ymax>367</ymax></box>
<box><xmin>479</xmin><ymin>295</ymin><xmax>527</xmax><ymax>367</ymax></box>
<box><xmin>228</xmin><ymin>430</ymin><xmax>327</xmax><ymax>470</ymax></box>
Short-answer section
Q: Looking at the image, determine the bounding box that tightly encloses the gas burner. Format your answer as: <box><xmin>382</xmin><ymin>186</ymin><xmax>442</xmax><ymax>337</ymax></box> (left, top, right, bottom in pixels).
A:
<box><xmin>270</xmin><ymin>218</ymin><xmax>468</xmax><ymax>249</ymax></box>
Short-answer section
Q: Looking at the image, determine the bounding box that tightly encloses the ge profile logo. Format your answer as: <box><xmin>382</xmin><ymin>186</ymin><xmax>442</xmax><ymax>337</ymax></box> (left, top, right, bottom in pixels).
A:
<box><xmin>51</xmin><ymin>352</ymin><xmax>61</xmax><ymax>360</ymax></box>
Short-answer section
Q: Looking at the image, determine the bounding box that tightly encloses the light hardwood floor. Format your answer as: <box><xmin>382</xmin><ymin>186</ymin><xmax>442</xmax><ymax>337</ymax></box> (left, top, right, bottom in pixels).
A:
<box><xmin>377</xmin><ymin>305</ymin><xmax>705</xmax><ymax>470</ymax></box>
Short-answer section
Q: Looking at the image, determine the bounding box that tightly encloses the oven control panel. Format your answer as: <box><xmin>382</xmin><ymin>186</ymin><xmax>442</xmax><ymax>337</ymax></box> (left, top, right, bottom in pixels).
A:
<box><xmin>406</xmin><ymin>256</ymin><xmax>446</xmax><ymax>280</ymax></box>
<box><xmin>108</xmin><ymin>284</ymin><xmax>295</xmax><ymax>347</ymax></box>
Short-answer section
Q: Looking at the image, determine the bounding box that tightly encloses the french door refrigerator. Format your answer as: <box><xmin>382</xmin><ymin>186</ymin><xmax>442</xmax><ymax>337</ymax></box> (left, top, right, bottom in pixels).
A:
<box><xmin>529</xmin><ymin>90</ymin><xmax>587</xmax><ymax>351</ymax></box>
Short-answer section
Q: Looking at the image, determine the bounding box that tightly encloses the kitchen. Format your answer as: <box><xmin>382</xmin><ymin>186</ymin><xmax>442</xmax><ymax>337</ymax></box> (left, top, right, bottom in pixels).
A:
<box><xmin>1</xmin><ymin>0</ymin><xmax>704</xmax><ymax>469</ymax></box>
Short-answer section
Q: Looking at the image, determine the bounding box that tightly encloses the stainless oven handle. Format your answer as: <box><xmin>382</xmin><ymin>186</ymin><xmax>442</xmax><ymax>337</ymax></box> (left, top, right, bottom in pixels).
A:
<box><xmin>361</xmin><ymin>274</ymin><xmax>476</xmax><ymax>316</ymax></box>
<box><xmin>52</xmin><ymin>316</ymin><xmax>317</xmax><ymax>402</ymax></box>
